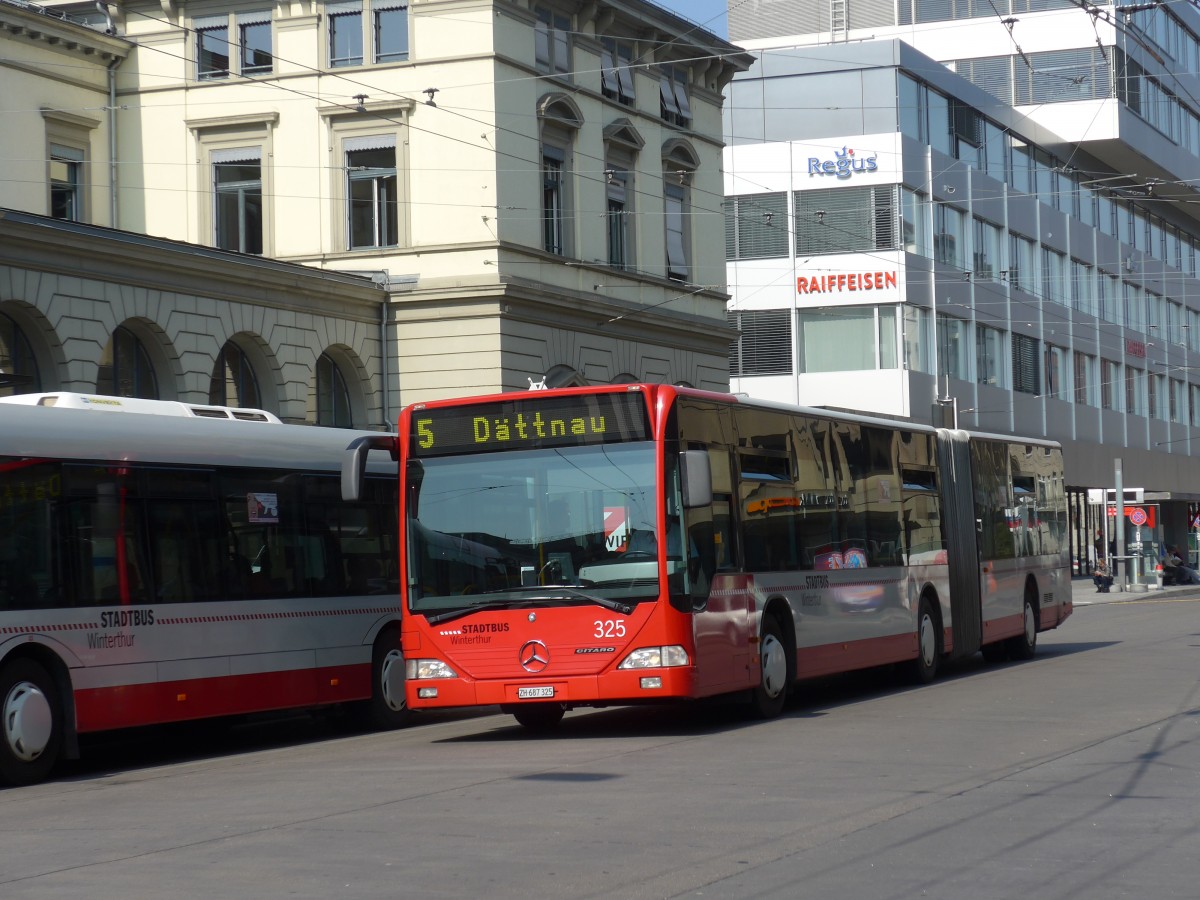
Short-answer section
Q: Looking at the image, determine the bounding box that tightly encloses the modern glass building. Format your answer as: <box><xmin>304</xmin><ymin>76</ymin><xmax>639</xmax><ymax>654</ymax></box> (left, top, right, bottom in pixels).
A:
<box><xmin>723</xmin><ymin>28</ymin><xmax>1200</xmax><ymax>576</ymax></box>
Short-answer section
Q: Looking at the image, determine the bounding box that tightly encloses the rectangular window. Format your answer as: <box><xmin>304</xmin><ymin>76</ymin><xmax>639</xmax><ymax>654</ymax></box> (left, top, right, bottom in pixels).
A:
<box><xmin>1074</xmin><ymin>351</ymin><xmax>1098</xmax><ymax>406</ymax></box>
<box><xmin>1124</xmin><ymin>283</ymin><xmax>1145</xmax><ymax>333</ymax></box>
<box><xmin>973</xmin><ymin>217</ymin><xmax>1001</xmax><ymax>279</ymax></box>
<box><xmin>346</xmin><ymin>138</ymin><xmax>397</xmax><ymax>249</ymax></box>
<box><xmin>373</xmin><ymin>0</ymin><xmax>409</xmax><ymax>63</ymax></box>
<box><xmin>934</xmin><ymin>204</ymin><xmax>964</xmax><ymax>268</ymax></box>
<box><xmin>1041</xmin><ymin>247</ymin><xmax>1066</xmax><ymax>304</ymax></box>
<box><xmin>1169</xmin><ymin>377</ymin><xmax>1184</xmax><ymax>422</ymax></box>
<box><xmin>796</xmin><ymin>186</ymin><xmax>897</xmax><ymax>256</ymax></box>
<box><xmin>903</xmin><ymin>188</ymin><xmax>930</xmax><ymax>257</ymax></box>
<box><xmin>1044</xmin><ymin>344</ymin><xmax>1068</xmax><ymax>400</ymax></box>
<box><xmin>660</xmin><ymin>66</ymin><xmax>691</xmax><ymax>128</ymax></box>
<box><xmin>601</xmin><ymin>38</ymin><xmax>635</xmax><ymax>105</ymax></box>
<box><xmin>799</xmin><ymin>306</ymin><xmax>897</xmax><ymax>373</ymax></box>
<box><xmin>196</xmin><ymin>15</ymin><xmax>230</xmax><ymax>79</ymax></box>
<box><xmin>1071</xmin><ymin>259</ymin><xmax>1096</xmax><ymax>316</ymax></box>
<box><xmin>976</xmin><ymin>324</ymin><xmax>1007</xmax><ymax>388</ymax></box>
<box><xmin>542</xmin><ymin>147</ymin><xmax>565</xmax><ymax>255</ymax></box>
<box><xmin>329</xmin><ymin>1</ymin><xmax>364</xmax><ymax>67</ymax></box>
<box><xmin>728</xmin><ymin>309</ymin><xmax>792</xmax><ymax>376</ymax></box>
<box><xmin>328</xmin><ymin>0</ymin><xmax>407</xmax><ymax>67</ymax></box>
<box><xmin>1102</xmin><ymin>358</ymin><xmax>1122</xmax><ymax>411</ymax></box>
<box><xmin>904</xmin><ymin>306</ymin><xmax>931</xmax><ymax>374</ymax></box>
<box><xmin>1009</xmin><ymin>233</ymin><xmax>1036</xmax><ymax>293</ymax></box>
<box><xmin>212</xmin><ymin>148</ymin><xmax>263</xmax><ymax>254</ymax></box>
<box><xmin>1012</xmin><ymin>332</ymin><xmax>1040</xmax><ymax>395</ymax></box>
<box><xmin>238</xmin><ymin>12</ymin><xmax>273</xmax><ymax>75</ymax></box>
<box><xmin>49</xmin><ymin>144</ymin><xmax>84</xmax><ymax>221</ymax></box>
<box><xmin>664</xmin><ymin>182</ymin><xmax>688</xmax><ymax>281</ymax></box>
<box><xmin>535</xmin><ymin>6</ymin><xmax>570</xmax><ymax>77</ymax></box>
<box><xmin>927</xmin><ymin>88</ymin><xmax>952</xmax><ymax>156</ymax></box>
<box><xmin>1100</xmin><ymin>271</ymin><xmax>1120</xmax><ymax>323</ymax></box>
<box><xmin>1126</xmin><ymin>366</ymin><xmax>1145</xmax><ymax>416</ymax></box>
<box><xmin>606</xmin><ymin>169</ymin><xmax>630</xmax><ymax>269</ymax></box>
<box><xmin>724</xmin><ymin>193</ymin><xmax>789</xmax><ymax>259</ymax></box>
<box><xmin>936</xmin><ymin>314</ymin><xmax>969</xmax><ymax>381</ymax></box>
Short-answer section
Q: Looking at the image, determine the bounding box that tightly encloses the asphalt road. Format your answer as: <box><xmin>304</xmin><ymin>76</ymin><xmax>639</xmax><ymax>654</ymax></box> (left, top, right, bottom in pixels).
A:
<box><xmin>2</xmin><ymin>595</ymin><xmax>1198</xmax><ymax>899</ymax></box>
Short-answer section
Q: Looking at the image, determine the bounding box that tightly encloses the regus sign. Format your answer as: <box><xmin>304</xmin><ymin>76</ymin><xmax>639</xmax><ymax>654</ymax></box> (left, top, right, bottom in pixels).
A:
<box><xmin>808</xmin><ymin>146</ymin><xmax>878</xmax><ymax>179</ymax></box>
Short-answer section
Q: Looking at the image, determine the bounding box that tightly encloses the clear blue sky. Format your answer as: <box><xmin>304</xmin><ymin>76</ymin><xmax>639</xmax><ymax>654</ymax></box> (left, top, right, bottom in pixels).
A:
<box><xmin>650</xmin><ymin>0</ymin><xmax>729</xmax><ymax>40</ymax></box>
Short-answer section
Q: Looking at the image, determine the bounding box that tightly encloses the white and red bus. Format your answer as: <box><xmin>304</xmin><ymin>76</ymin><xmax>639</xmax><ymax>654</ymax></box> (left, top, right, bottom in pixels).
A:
<box><xmin>0</xmin><ymin>397</ymin><xmax>404</xmax><ymax>786</ymax></box>
<box><xmin>342</xmin><ymin>384</ymin><xmax>1072</xmax><ymax>729</ymax></box>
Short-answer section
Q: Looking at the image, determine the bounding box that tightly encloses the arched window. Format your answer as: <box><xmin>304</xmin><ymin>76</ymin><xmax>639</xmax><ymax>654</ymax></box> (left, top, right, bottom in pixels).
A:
<box><xmin>0</xmin><ymin>311</ymin><xmax>40</xmax><ymax>396</ymax></box>
<box><xmin>97</xmin><ymin>325</ymin><xmax>158</xmax><ymax>398</ymax></box>
<box><xmin>316</xmin><ymin>352</ymin><xmax>353</xmax><ymax>427</ymax></box>
<box><xmin>538</xmin><ymin>93</ymin><xmax>583</xmax><ymax>257</ymax></box>
<box><xmin>662</xmin><ymin>140</ymin><xmax>700</xmax><ymax>282</ymax></box>
<box><xmin>209</xmin><ymin>342</ymin><xmax>262</xmax><ymax>408</ymax></box>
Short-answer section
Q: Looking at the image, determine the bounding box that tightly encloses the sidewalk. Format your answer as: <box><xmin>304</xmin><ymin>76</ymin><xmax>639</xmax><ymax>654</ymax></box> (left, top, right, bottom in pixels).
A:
<box><xmin>1071</xmin><ymin>574</ymin><xmax>1200</xmax><ymax>606</ymax></box>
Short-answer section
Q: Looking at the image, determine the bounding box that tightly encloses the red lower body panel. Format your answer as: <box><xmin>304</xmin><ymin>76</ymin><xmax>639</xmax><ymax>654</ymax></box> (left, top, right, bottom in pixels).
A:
<box><xmin>73</xmin><ymin>664</ymin><xmax>372</xmax><ymax>733</ymax></box>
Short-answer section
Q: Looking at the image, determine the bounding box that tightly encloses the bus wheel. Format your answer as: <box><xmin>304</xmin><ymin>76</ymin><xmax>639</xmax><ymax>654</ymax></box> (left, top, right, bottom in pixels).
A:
<box><xmin>362</xmin><ymin>629</ymin><xmax>410</xmax><ymax>730</ymax></box>
<box><xmin>0</xmin><ymin>658</ymin><xmax>62</xmax><ymax>787</ymax></box>
<box><xmin>511</xmin><ymin>703</ymin><xmax>565</xmax><ymax>731</ymax></box>
<box><xmin>1005</xmin><ymin>591</ymin><xmax>1038</xmax><ymax>661</ymax></box>
<box><xmin>906</xmin><ymin>596</ymin><xmax>940</xmax><ymax>685</ymax></box>
<box><xmin>750</xmin><ymin>615</ymin><xmax>789</xmax><ymax>719</ymax></box>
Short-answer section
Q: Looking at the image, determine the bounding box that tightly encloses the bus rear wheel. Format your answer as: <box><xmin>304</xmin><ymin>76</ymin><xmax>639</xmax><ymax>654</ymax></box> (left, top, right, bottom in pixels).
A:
<box><xmin>906</xmin><ymin>596</ymin><xmax>940</xmax><ymax>684</ymax></box>
<box><xmin>1005</xmin><ymin>591</ymin><xmax>1038</xmax><ymax>661</ymax></box>
<box><xmin>0</xmin><ymin>658</ymin><xmax>62</xmax><ymax>787</ymax></box>
<box><xmin>510</xmin><ymin>703</ymin><xmax>565</xmax><ymax>731</ymax></box>
<box><xmin>750</xmin><ymin>615</ymin><xmax>790</xmax><ymax>719</ymax></box>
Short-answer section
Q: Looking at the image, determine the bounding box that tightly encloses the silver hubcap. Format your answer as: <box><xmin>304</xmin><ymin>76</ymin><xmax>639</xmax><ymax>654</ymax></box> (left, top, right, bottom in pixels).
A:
<box><xmin>379</xmin><ymin>649</ymin><xmax>406</xmax><ymax>712</ymax></box>
<box><xmin>919</xmin><ymin>613</ymin><xmax>936</xmax><ymax>667</ymax></box>
<box><xmin>761</xmin><ymin>633</ymin><xmax>787</xmax><ymax>699</ymax></box>
<box><xmin>4</xmin><ymin>680</ymin><xmax>52</xmax><ymax>763</ymax></box>
<box><xmin>1024</xmin><ymin>602</ymin><xmax>1036</xmax><ymax>645</ymax></box>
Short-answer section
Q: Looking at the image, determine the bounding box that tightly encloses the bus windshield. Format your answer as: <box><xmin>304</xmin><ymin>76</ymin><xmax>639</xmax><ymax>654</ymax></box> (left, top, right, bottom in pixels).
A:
<box><xmin>406</xmin><ymin>441</ymin><xmax>662</xmax><ymax>613</ymax></box>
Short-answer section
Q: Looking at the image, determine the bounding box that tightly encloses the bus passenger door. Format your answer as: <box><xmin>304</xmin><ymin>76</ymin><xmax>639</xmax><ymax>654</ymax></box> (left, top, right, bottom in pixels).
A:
<box><xmin>690</xmin><ymin>495</ymin><xmax>751</xmax><ymax>695</ymax></box>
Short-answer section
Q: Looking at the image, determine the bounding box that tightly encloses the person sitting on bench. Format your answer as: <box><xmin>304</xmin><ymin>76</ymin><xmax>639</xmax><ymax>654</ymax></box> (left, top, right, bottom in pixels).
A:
<box><xmin>1093</xmin><ymin>559</ymin><xmax>1113</xmax><ymax>593</ymax></box>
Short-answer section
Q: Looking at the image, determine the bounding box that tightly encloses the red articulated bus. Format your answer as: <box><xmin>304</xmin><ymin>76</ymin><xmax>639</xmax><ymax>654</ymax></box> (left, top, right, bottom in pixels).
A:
<box><xmin>342</xmin><ymin>383</ymin><xmax>1071</xmax><ymax>729</ymax></box>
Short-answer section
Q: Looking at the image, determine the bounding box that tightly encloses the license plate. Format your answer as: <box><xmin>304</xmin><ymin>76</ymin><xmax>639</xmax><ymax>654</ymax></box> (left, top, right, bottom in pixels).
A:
<box><xmin>518</xmin><ymin>686</ymin><xmax>555</xmax><ymax>699</ymax></box>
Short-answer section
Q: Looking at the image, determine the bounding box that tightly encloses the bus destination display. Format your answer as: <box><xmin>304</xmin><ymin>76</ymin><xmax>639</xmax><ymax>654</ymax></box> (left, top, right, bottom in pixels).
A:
<box><xmin>410</xmin><ymin>392</ymin><xmax>650</xmax><ymax>457</ymax></box>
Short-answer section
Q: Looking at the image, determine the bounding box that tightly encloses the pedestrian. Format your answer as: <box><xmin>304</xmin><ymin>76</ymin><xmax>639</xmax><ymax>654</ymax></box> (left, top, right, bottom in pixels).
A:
<box><xmin>1093</xmin><ymin>559</ymin><xmax>1113</xmax><ymax>593</ymax></box>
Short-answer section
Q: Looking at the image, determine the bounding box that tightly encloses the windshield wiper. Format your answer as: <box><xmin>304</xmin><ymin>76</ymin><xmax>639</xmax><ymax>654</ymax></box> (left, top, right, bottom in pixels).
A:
<box><xmin>517</xmin><ymin>586</ymin><xmax>634</xmax><ymax>615</ymax></box>
<box><xmin>424</xmin><ymin>588</ymin><xmax>632</xmax><ymax>625</ymax></box>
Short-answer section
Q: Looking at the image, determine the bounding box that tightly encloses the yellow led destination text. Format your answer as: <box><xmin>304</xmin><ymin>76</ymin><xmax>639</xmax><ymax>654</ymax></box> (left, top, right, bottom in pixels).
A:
<box><xmin>416</xmin><ymin>412</ymin><xmax>609</xmax><ymax>450</ymax></box>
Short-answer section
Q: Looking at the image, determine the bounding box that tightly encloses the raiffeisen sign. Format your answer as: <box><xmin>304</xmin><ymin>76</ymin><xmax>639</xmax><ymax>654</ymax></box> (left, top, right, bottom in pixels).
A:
<box><xmin>808</xmin><ymin>146</ymin><xmax>878</xmax><ymax>179</ymax></box>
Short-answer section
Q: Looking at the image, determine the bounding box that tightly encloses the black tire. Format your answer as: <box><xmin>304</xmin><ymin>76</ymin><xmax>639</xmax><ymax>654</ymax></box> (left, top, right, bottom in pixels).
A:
<box><xmin>0</xmin><ymin>657</ymin><xmax>62</xmax><ymax>787</ymax></box>
<box><xmin>510</xmin><ymin>703</ymin><xmax>565</xmax><ymax>731</ymax></box>
<box><xmin>360</xmin><ymin>628</ymin><xmax>410</xmax><ymax>730</ymax></box>
<box><xmin>750</xmin><ymin>614</ymin><xmax>790</xmax><ymax>719</ymax></box>
<box><xmin>980</xmin><ymin>641</ymin><xmax>1008</xmax><ymax>663</ymax></box>
<box><xmin>906</xmin><ymin>596</ymin><xmax>940</xmax><ymax>684</ymax></box>
<box><xmin>1005</xmin><ymin>590</ymin><xmax>1038</xmax><ymax>661</ymax></box>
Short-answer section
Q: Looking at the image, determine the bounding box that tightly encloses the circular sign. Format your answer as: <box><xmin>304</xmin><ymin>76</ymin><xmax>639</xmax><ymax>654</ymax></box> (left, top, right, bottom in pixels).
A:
<box><xmin>1129</xmin><ymin>507</ymin><xmax>1148</xmax><ymax>526</ymax></box>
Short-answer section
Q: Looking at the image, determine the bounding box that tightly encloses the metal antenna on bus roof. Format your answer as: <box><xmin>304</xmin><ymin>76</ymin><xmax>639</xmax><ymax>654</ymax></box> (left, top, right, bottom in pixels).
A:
<box><xmin>527</xmin><ymin>376</ymin><xmax>548</xmax><ymax>391</ymax></box>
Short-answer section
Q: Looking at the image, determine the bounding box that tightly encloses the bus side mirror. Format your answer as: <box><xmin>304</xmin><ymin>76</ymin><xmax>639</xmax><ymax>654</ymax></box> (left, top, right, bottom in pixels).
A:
<box><xmin>341</xmin><ymin>435</ymin><xmax>398</xmax><ymax>501</ymax></box>
<box><xmin>680</xmin><ymin>450</ymin><xmax>712</xmax><ymax>509</ymax></box>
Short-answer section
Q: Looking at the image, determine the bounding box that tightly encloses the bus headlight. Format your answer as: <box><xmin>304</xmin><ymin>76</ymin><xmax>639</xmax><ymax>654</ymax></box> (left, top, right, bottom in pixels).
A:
<box><xmin>617</xmin><ymin>645</ymin><xmax>689</xmax><ymax>669</ymax></box>
<box><xmin>406</xmin><ymin>658</ymin><xmax>457</xmax><ymax>680</ymax></box>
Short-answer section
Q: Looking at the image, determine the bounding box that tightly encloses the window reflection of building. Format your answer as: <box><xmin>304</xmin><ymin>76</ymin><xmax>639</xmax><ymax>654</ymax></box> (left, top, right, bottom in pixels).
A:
<box><xmin>0</xmin><ymin>311</ymin><xmax>41</xmax><ymax>396</ymax></box>
<box><xmin>209</xmin><ymin>342</ymin><xmax>261</xmax><ymax>408</ymax></box>
<box><xmin>316</xmin><ymin>351</ymin><xmax>352</xmax><ymax>427</ymax></box>
<box><xmin>97</xmin><ymin>325</ymin><xmax>158</xmax><ymax>398</ymax></box>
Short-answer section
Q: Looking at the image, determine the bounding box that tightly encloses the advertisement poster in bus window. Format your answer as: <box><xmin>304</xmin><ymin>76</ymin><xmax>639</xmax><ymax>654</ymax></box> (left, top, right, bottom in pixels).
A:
<box><xmin>604</xmin><ymin>506</ymin><xmax>629</xmax><ymax>552</ymax></box>
<box><xmin>249</xmin><ymin>492</ymin><xmax>279</xmax><ymax>524</ymax></box>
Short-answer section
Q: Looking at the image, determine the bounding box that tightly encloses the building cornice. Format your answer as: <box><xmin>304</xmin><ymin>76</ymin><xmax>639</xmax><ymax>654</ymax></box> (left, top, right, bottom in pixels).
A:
<box><xmin>0</xmin><ymin>2</ymin><xmax>129</xmax><ymax>62</ymax></box>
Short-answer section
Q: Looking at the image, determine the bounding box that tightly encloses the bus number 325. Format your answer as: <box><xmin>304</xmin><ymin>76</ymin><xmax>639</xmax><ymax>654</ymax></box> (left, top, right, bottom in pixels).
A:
<box><xmin>595</xmin><ymin>620</ymin><xmax>626</xmax><ymax>639</ymax></box>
